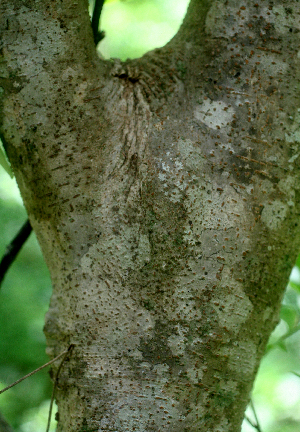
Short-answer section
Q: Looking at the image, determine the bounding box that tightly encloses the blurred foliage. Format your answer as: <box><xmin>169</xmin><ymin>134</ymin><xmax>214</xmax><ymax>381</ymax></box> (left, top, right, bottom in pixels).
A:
<box><xmin>0</xmin><ymin>141</ymin><xmax>13</xmax><ymax>179</ymax></box>
<box><xmin>1</xmin><ymin>1</ymin><xmax>300</xmax><ymax>431</ymax></box>
<box><xmin>93</xmin><ymin>0</ymin><xmax>189</xmax><ymax>60</ymax></box>
<box><xmin>0</xmin><ymin>171</ymin><xmax>52</xmax><ymax>430</ymax></box>
<box><xmin>242</xmin><ymin>279</ymin><xmax>300</xmax><ymax>432</ymax></box>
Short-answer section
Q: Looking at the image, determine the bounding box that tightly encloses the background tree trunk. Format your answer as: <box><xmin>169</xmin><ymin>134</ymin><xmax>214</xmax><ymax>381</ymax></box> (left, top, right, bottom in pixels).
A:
<box><xmin>1</xmin><ymin>0</ymin><xmax>300</xmax><ymax>430</ymax></box>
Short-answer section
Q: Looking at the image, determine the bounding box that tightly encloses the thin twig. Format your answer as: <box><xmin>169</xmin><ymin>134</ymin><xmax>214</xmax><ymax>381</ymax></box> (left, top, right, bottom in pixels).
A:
<box><xmin>245</xmin><ymin>414</ymin><xmax>258</xmax><ymax>429</ymax></box>
<box><xmin>0</xmin><ymin>348</ymin><xmax>70</xmax><ymax>395</ymax></box>
<box><xmin>0</xmin><ymin>219</ymin><xmax>32</xmax><ymax>288</ymax></box>
<box><xmin>46</xmin><ymin>344</ymin><xmax>74</xmax><ymax>432</ymax></box>
<box><xmin>91</xmin><ymin>0</ymin><xmax>105</xmax><ymax>45</ymax></box>
<box><xmin>250</xmin><ymin>399</ymin><xmax>263</xmax><ymax>432</ymax></box>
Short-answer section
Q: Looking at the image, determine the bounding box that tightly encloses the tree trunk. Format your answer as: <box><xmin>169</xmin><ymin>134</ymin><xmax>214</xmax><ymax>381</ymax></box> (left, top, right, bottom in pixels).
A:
<box><xmin>1</xmin><ymin>0</ymin><xmax>300</xmax><ymax>430</ymax></box>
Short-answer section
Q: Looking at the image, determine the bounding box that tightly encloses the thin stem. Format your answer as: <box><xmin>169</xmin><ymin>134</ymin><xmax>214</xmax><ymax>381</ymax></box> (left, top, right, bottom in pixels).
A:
<box><xmin>91</xmin><ymin>0</ymin><xmax>105</xmax><ymax>45</ymax></box>
<box><xmin>0</xmin><ymin>348</ymin><xmax>70</xmax><ymax>395</ymax></box>
<box><xmin>245</xmin><ymin>415</ymin><xmax>258</xmax><ymax>430</ymax></box>
<box><xmin>46</xmin><ymin>345</ymin><xmax>74</xmax><ymax>432</ymax></box>
<box><xmin>250</xmin><ymin>399</ymin><xmax>263</xmax><ymax>432</ymax></box>
<box><xmin>0</xmin><ymin>219</ymin><xmax>32</xmax><ymax>288</ymax></box>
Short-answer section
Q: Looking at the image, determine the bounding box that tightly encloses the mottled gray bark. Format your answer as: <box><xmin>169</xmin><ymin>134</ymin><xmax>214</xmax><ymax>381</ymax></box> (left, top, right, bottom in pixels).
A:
<box><xmin>1</xmin><ymin>0</ymin><xmax>300</xmax><ymax>431</ymax></box>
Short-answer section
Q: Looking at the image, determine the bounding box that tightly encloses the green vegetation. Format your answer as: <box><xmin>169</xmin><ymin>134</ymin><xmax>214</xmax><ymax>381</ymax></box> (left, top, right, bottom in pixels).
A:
<box><xmin>0</xmin><ymin>171</ymin><xmax>53</xmax><ymax>430</ymax></box>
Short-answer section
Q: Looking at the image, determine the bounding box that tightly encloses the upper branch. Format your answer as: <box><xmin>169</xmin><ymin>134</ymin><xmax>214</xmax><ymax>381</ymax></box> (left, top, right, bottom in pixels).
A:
<box><xmin>91</xmin><ymin>0</ymin><xmax>105</xmax><ymax>45</ymax></box>
<box><xmin>0</xmin><ymin>219</ymin><xmax>32</xmax><ymax>288</ymax></box>
<box><xmin>0</xmin><ymin>0</ymin><xmax>108</xmax><ymax>219</ymax></box>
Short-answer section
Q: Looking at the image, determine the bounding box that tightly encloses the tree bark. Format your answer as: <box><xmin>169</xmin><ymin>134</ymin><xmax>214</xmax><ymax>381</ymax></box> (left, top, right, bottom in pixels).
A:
<box><xmin>1</xmin><ymin>0</ymin><xmax>300</xmax><ymax>431</ymax></box>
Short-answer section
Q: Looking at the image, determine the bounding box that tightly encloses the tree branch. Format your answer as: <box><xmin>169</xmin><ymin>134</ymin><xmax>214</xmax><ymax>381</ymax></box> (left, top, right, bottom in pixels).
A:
<box><xmin>249</xmin><ymin>399</ymin><xmax>263</xmax><ymax>432</ymax></box>
<box><xmin>91</xmin><ymin>0</ymin><xmax>105</xmax><ymax>45</ymax></box>
<box><xmin>0</xmin><ymin>346</ymin><xmax>74</xmax><ymax>395</ymax></box>
<box><xmin>0</xmin><ymin>220</ymin><xmax>32</xmax><ymax>288</ymax></box>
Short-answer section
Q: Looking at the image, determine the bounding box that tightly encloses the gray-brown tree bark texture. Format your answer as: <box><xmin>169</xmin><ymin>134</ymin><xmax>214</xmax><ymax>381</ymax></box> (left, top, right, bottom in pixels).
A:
<box><xmin>1</xmin><ymin>1</ymin><xmax>300</xmax><ymax>431</ymax></box>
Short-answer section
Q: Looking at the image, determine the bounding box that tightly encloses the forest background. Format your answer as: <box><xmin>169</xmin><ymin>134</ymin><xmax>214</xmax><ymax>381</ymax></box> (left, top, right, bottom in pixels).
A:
<box><xmin>1</xmin><ymin>0</ymin><xmax>300</xmax><ymax>431</ymax></box>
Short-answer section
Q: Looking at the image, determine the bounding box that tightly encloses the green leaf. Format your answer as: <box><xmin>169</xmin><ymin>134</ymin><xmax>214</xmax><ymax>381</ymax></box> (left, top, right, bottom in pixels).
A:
<box><xmin>265</xmin><ymin>339</ymin><xmax>287</xmax><ymax>353</ymax></box>
<box><xmin>288</xmin><ymin>280</ymin><xmax>300</xmax><ymax>294</ymax></box>
<box><xmin>280</xmin><ymin>305</ymin><xmax>298</xmax><ymax>330</ymax></box>
<box><xmin>0</xmin><ymin>139</ymin><xmax>13</xmax><ymax>178</ymax></box>
<box><xmin>275</xmin><ymin>340</ymin><xmax>288</xmax><ymax>352</ymax></box>
<box><xmin>295</xmin><ymin>256</ymin><xmax>300</xmax><ymax>268</ymax></box>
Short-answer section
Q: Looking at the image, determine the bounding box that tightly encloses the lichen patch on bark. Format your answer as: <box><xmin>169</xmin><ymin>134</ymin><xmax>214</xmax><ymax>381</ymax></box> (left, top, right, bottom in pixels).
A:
<box><xmin>194</xmin><ymin>99</ymin><xmax>235</xmax><ymax>130</ymax></box>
